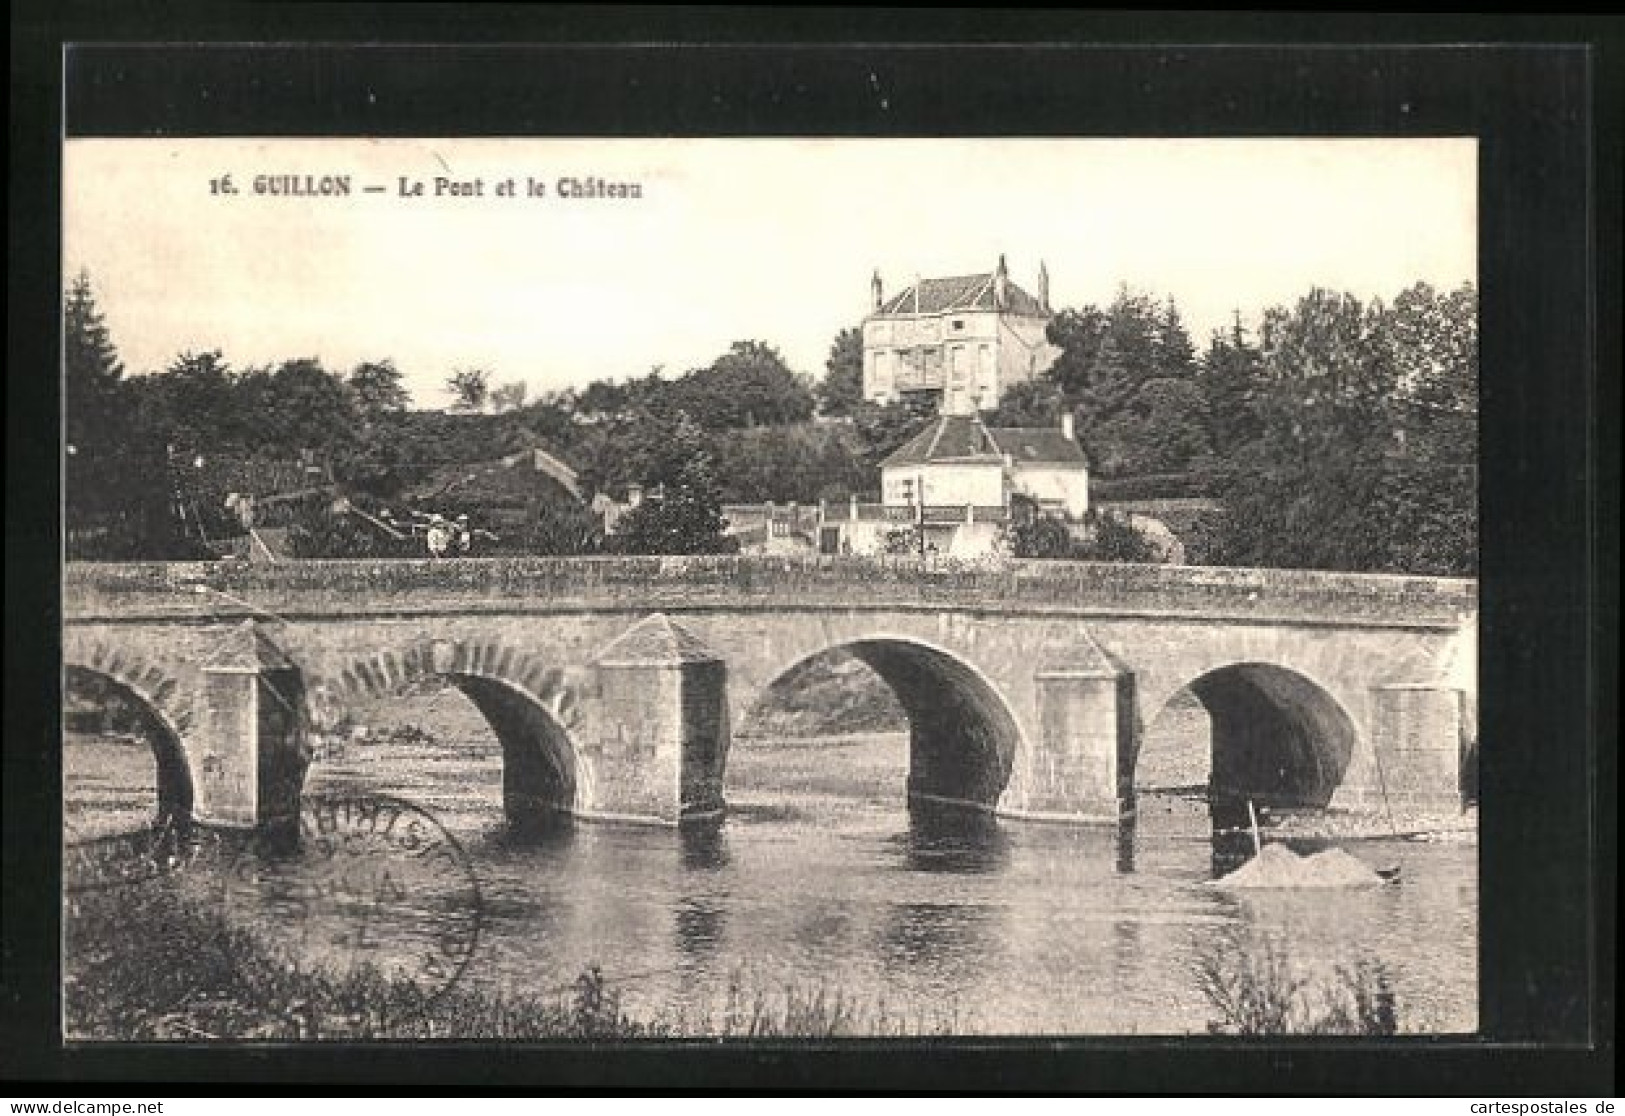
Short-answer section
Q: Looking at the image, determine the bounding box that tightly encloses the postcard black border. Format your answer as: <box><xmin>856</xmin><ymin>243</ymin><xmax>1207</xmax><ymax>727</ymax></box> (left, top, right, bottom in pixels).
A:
<box><xmin>6</xmin><ymin>6</ymin><xmax>1618</xmax><ymax>1095</ymax></box>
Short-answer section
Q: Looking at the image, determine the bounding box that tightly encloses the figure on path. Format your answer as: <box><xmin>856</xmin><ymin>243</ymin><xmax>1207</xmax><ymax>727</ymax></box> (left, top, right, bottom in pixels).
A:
<box><xmin>425</xmin><ymin>514</ymin><xmax>452</xmax><ymax>558</ymax></box>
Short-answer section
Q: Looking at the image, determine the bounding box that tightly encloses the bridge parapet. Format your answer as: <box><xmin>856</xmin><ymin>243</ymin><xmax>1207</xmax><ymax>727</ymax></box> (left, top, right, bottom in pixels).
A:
<box><xmin>64</xmin><ymin>556</ymin><xmax>1476</xmax><ymax>629</ymax></box>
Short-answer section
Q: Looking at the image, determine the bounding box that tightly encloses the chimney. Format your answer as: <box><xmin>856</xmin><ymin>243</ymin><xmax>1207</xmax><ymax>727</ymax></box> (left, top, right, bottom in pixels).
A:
<box><xmin>1061</xmin><ymin>412</ymin><xmax>1075</xmax><ymax>442</ymax></box>
<box><xmin>627</xmin><ymin>483</ymin><xmax>644</xmax><ymax>508</ymax></box>
<box><xmin>1038</xmin><ymin>260</ymin><xmax>1050</xmax><ymax>312</ymax></box>
<box><xmin>871</xmin><ymin>269</ymin><xmax>883</xmax><ymax>311</ymax></box>
<box><xmin>994</xmin><ymin>254</ymin><xmax>1009</xmax><ymax>310</ymax></box>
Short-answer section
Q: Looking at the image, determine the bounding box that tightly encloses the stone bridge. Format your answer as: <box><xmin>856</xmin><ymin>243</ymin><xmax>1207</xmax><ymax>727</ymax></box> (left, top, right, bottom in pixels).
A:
<box><xmin>62</xmin><ymin>557</ymin><xmax>1477</xmax><ymax>832</ymax></box>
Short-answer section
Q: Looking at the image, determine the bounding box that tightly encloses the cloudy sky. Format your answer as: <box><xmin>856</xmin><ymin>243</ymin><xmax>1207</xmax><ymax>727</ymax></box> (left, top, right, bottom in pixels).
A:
<box><xmin>64</xmin><ymin>137</ymin><xmax>1476</xmax><ymax>408</ymax></box>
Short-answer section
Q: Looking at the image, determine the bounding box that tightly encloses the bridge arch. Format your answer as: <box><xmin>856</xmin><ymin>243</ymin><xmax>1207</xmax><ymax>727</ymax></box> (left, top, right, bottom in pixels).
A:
<box><xmin>745</xmin><ymin>636</ymin><xmax>1024</xmax><ymax>812</ymax></box>
<box><xmin>61</xmin><ymin>639</ymin><xmax>195</xmax><ymax>830</ymax></box>
<box><xmin>1141</xmin><ymin>661</ymin><xmax>1359</xmax><ymax>817</ymax></box>
<box><xmin>313</xmin><ymin>638</ymin><xmax>589</xmax><ymax>826</ymax></box>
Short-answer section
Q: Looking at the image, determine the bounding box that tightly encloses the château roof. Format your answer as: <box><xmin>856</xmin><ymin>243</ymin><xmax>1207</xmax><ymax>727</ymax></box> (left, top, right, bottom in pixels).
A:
<box><xmin>880</xmin><ymin>415</ymin><xmax>1087</xmax><ymax>470</ymax></box>
<box><xmin>874</xmin><ymin>273</ymin><xmax>1049</xmax><ymax>319</ymax></box>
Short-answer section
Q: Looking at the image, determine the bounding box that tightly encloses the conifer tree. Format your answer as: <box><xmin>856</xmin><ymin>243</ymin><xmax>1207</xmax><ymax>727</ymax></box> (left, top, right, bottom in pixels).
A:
<box><xmin>64</xmin><ymin>272</ymin><xmax>180</xmax><ymax>558</ymax></box>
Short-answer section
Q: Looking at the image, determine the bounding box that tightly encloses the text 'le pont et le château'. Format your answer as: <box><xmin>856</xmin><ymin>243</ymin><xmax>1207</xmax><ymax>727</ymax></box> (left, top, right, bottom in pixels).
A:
<box><xmin>211</xmin><ymin>174</ymin><xmax>645</xmax><ymax>200</ymax></box>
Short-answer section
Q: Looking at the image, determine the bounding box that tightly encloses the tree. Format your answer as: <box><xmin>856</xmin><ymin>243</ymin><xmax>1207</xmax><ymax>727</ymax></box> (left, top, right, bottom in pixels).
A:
<box><xmin>711</xmin><ymin>424</ymin><xmax>866</xmax><ymax>503</ymax></box>
<box><xmin>1256</xmin><ymin>289</ymin><xmax>1396</xmax><ymax>444</ymax></box>
<box><xmin>1213</xmin><ymin>285</ymin><xmax>1477</xmax><ymax>575</ymax></box>
<box><xmin>1380</xmin><ymin>282</ymin><xmax>1478</xmax><ymax>471</ymax></box>
<box><xmin>1011</xmin><ymin>512</ymin><xmax>1076</xmax><ymax>559</ymax></box>
<box><xmin>817</xmin><ymin>327</ymin><xmax>865</xmax><ymax>417</ymax></box>
<box><xmin>64</xmin><ymin>270</ymin><xmax>125</xmax><ymax>453</ymax></box>
<box><xmin>255</xmin><ymin>359</ymin><xmax>360</xmax><ymax>456</ymax></box>
<box><xmin>1104</xmin><ymin>377</ymin><xmax>1212</xmax><ymax>475</ymax></box>
<box><xmin>667</xmin><ymin>341</ymin><xmax>815</xmax><ymax>429</ymax></box>
<box><xmin>349</xmin><ymin>360</ymin><xmax>412</xmax><ymax>417</ymax></box>
<box><xmin>985</xmin><ymin>379</ymin><xmax>1063</xmax><ymax>428</ymax></box>
<box><xmin>1041</xmin><ymin>289</ymin><xmax>1189</xmax><ymax>474</ymax></box>
<box><xmin>1044</xmin><ymin>305</ymin><xmax>1111</xmax><ymax>402</ymax></box>
<box><xmin>849</xmin><ymin>397</ymin><xmax>936</xmax><ymax>473</ymax></box>
<box><xmin>524</xmin><ymin>501</ymin><xmax>604</xmax><ymax>556</ymax></box>
<box><xmin>490</xmin><ymin>380</ymin><xmax>529</xmax><ymax>413</ymax></box>
<box><xmin>1082</xmin><ymin>510</ymin><xmax>1160</xmax><ymax>563</ymax></box>
<box><xmin>1156</xmin><ymin>298</ymin><xmax>1198</xmax><ymax>379</ymax></box>
<box><xmin>144</xmin><ymin>350</ymin><xmax>240</xmax><ymax>452</ymax></box>
<box><xmin>609</xmin><ymin>416</ymin><xmax>737</xmax><ymax>554</ymax></box>
<box><xmin>446</xmin><ymin>367</ymin><xmax>492</xmax><ymax>412</ymax></box>
<box><xmin>1199</xmin><ymin>315</ymin><xmax>1265</xmax><ymax>459</ymax></box>
<box><xmin>64</xmin><ymin>273</ymin><xmax>186</xmax><ymax>560</ymax></box>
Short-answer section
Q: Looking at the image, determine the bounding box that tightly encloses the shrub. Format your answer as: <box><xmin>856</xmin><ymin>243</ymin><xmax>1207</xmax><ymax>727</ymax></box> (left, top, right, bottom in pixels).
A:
<box><xmin>1191</xmin><ymin>928</ymin><xmax>1399</xmax><ymax>1036</ymax></box>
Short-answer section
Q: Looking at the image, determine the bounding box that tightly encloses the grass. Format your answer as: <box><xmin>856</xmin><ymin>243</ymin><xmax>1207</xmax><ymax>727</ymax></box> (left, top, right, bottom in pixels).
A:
<box><xmin>1190</xmin><ymin>927</ymin><xmax>1399</xmax><ymax>1036</ymax></box>
<box><xmin>64</xmin><ymin>872</ymin><xmax>956</xmax><ymax>1040</ymax></box>
<box><xmin>66</xmin><ymin>880</ymin><xmax>668</xmax><ymax>1040</ymax></box>
<box><xmin>659</xmin><ymin>969</ymin><xmax>964</xmax><ymax>1038</ymax></box>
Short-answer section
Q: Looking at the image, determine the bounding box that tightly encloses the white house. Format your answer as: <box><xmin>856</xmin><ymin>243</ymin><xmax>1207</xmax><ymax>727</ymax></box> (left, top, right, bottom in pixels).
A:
<box><xmin>814</xmin><ymin>412</ymin><xmax>1089</xmax><ymax>559</ymax></box>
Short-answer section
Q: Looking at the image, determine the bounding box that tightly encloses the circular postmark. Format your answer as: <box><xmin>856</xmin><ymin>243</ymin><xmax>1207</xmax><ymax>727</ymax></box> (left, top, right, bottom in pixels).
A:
<box><xmin>222</xmin><ymin>793</ymin><xmax>483</xmax><ymax>1008</ymax></box>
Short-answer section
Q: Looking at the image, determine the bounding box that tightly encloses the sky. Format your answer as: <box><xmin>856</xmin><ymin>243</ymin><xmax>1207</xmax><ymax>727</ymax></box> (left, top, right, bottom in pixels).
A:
<box><xmin>64</xmin><ymin>138</ymin><xmax>1476</xmax><ymax>408</ymax></box>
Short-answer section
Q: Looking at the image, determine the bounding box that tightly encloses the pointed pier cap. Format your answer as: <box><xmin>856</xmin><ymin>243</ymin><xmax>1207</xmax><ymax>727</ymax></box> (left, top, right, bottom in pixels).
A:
<box><xmin>203</xmin><ymin>619</ymin><xmax>297</xmax><ymax>673</ymax></box>
<box><xmin>1032</xmin><ymin>628</ymin><xmax>1123</xmax><ymax>681</ymax></box>
<box><xmin>594</xmin><ymin>612</ymin><xmax>721</xmax><ymax>668</ymax></box>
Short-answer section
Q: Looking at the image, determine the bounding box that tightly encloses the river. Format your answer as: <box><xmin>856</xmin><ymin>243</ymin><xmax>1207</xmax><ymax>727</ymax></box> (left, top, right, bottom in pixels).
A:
<box><xmin>63</xmin><ymin>691</ymin><xmax>1477</xmax><ymax>1036</ymax></box>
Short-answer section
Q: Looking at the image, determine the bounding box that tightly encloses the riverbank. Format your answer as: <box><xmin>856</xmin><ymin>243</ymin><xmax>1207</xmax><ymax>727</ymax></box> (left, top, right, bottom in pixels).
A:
<box><xmin>1266</xmin><ymin>805</ymin><xmax>1478</xmax><ymax>845</ymax></box>
<box><xmin>63</xmin><ymin>875</ymin><xmax>957</xmax><ymax>1040</ymax></box>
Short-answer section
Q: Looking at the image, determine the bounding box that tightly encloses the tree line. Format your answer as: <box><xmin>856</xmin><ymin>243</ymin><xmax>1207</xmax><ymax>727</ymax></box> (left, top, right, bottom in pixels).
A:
<box><xmin>63</xmin><ymin>270</ymin><xmax>1475</xmax><ymax>574</ymax></box>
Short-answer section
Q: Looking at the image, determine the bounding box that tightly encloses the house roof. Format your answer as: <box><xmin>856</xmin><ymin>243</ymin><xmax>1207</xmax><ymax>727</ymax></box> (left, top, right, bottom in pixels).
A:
<box><xmin>880</xmin><ymin>416</ymin><xmax>1004</xmax><ymax>468</ymax></box>
<box><xmin>874</xmin><ymin>273</ymin><xmax>1049</xmax><ymax>319</ymax></box>
<box><xmin>988</xmin><ymin>426</ymin><xmax>1088</xmax><ymax>466</ymax></box>
<box><xmin>880</xmin><ymin>415</ymin><xmax>1087</xmax><ymax>469</ymax></box>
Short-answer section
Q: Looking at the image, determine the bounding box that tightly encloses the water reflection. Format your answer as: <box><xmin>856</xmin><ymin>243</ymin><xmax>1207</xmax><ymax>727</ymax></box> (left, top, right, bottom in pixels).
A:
<box><xmin>680</xmin><ymin>821</ymin><xmax>731</xmax><ymax>871</ymax></box>
<box><xmin>1111</xmin><ymin>918</ymin><xmax>1143</xmax><ymax>995</ymax></box>
<box><xmin>879</xmin><ymin>901</ymin><xmax>993</xmax><ymax>972</ymax></box>
<box><xmin>505</xmin><ymin>807</ymin><xmax>575</xmax><ymax>846</ymax></box>
<box><xmin>894</xmin><ymin>800</ymin><xmax>1009</xmax><ymax>873</ymax></box>
<box><xmin>1209</xmin><ymin>831</ymin><xmax>1256</xmax><ymax>879</ymax></box>
<box><xmin>674</xmin><ymin>897</ymin><xmax>727</xmax><ymax>962</ymax></box>
<box><xmin>1115</xmin><ymin>814</ymin><xmax>1137</xmax><ymax>875</ymax></box>
<box><xmin>791</xmin><ymin>906</ymin><xmax>856</xmax><ymax>954</ymax></box>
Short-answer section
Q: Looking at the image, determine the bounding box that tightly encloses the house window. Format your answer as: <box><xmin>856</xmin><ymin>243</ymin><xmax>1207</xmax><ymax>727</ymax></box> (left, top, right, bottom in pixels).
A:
<box><xmin>952</xmin><ymin>319</ymin><xmax>965</xmax><ymax>331</ymax></box>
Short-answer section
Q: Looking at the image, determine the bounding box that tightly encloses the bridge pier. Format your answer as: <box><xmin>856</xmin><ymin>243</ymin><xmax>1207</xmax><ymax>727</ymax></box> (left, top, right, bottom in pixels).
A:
<box><xmin>1363</xmin><ymin>683</ymin><xmax>1470</xmax><ymax>815</ymax></box>
<box><xmin>1006</xmin><ymin>660</ymin><xmax>1137</xmax><ymax>824</ymax></box>
<box><xmin>193</xmin><ymin>622</ymin><xmax>309</xmax><ymax>830</ymax></box>
<box><xmin>585</xmin><ymin>614</ymin><xmax>728</xmax><ymax>825</ymax></box>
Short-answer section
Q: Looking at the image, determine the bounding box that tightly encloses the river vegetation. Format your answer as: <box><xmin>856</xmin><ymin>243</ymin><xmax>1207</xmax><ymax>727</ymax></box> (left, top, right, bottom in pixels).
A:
<box><xmin>1190</xmin><ymin>927</ymin><xmax>1399</xmax><ymax>1036</ymax></box>
<box><xmin>65</xmin><ymin>271</ymin><xmax>1475</xmax><ymax>574</ymax></box>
